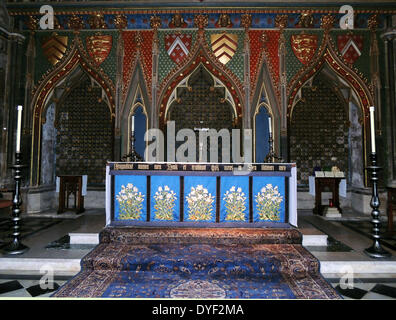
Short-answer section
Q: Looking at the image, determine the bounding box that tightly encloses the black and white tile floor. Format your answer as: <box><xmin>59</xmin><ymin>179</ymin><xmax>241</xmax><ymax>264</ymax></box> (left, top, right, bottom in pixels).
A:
<box><xmin>0</xmin><ymin>276</ymin><xmax>68</xmax><ymax>298</ymax></box>
<box><xmin>328</xmin><ymin>278</ymin><xmax>396</xmax><ymax>300</ymax></box>
<box><xmin>0</xmin><ymin>275</ymin><xmax>396</xmax><ymax>299</ymax></box>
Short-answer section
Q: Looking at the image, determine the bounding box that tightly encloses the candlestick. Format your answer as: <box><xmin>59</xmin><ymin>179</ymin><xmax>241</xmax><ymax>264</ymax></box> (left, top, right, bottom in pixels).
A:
<box><xmin>364</xmin><ymin>152</ymin><xmax>391</xmax><ymax>259</ymax></box>
<box><xmin>369</xmin><ymin>106</ymin><xmax>376</xmax><ymax>153</ymax></box>
<box><xmin>268</xmin><ymin>117</ymin><xmax>272</xmax><ymax>134</ymax></box>
<box><xmin>131</xmin><ymin>115</ymin><xmax>135</xmax><ymax>133</ymax></box>
<box><xmin>16</xmin><ymin>105</ymin><xmax>22</xmax><ymax>153</ymax></box>
<box><xmin>2</xmin><ymin>151</ymin><xmax>29</xmax><ymax>255</ymax></box>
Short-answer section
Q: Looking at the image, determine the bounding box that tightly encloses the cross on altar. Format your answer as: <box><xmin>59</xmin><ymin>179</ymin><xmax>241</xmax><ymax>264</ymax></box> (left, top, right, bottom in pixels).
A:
<box><xmin>193</xmin><ymin>127</ymin><xmax>209</xmax><ymax>162</ymax></box>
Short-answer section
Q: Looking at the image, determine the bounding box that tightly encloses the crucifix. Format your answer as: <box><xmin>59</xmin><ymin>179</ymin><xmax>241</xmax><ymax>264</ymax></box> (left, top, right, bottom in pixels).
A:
<box><xmin>193</xmin><ymin>126</ymin><xmax>209</xmax><ymax>162</ymax></box>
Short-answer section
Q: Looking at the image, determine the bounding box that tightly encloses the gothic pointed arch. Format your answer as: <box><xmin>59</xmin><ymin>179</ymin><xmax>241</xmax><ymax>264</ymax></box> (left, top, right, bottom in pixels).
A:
<box><xmin>287</xmin><ymin>34</ymin><xmax>373</xmax><ymax>121</ymax></box>
<box><xmin>121</xmin><ymin>60</ymin><xmax>150</xmax><ymax>128</ymax></box>
<box><xmin>29</xmin><ymin>36</ymin><xmax>115</xmax><ymax>186</ymax></box>
<box><xmin>158</xmin><ymin>33</ymin><xmax>244</xmax><ymax>129</ymax></box>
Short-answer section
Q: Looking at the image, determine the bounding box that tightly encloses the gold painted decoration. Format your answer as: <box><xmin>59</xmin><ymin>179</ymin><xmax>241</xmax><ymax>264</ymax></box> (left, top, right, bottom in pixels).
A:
<box><xmin>86</xmin><ymin>34</ymin><xmax>112</xmax><ymax>65</ymax></box>
<box><xmin>291</xmin><ymin>34</ymin><xmax>318</xmax><ymax>65</ymax></box>
<box><xmin>210</xmin><ymin>33</ymin><xmax>238</xmax><ymax>65</ymax></box>
<box><xmin>41</xmin><ymin>33</ymin><xmax>68</xmax><ymax>66</ymax></box>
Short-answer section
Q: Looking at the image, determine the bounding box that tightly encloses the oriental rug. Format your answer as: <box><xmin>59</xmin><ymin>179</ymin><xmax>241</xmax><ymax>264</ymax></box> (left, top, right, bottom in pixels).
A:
<box><xmin>53</xmin><ymin>227</ymin><xmax>340</xmax><ymax>299</ymax></box>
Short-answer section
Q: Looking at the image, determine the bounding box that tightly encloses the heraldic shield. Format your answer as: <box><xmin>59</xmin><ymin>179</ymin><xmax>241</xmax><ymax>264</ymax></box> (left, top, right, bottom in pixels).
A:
<box><xmin>165</xmin><ymin>33</ymin><xmax>192</xmax><ymax>64</ymax></box>
<box><xmin>337</xmin><ymin>34</ymin><xmax>363</xmax><ymax>65</ymax></box>
<box><xmin>291</xmin><ymin>34</ymin><xmax>318</xmax><ymax>65</ymax></box>
<box><xmin>86</xmin><ymin>34</ymin><xmax>113</xmax><ymax>65</ymax></box>
<box><xmin>41</xmin><ymin>33</ymin><xmax>68</xmax><ymax>66</ymax></box>
<box><xmin>210</xmin><ymin>33</ymin><xmax>238</xmax><ymax>65</ymax></box>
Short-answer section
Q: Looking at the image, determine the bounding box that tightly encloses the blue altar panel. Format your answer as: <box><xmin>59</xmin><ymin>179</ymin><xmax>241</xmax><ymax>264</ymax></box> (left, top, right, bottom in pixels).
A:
<box><xmin>253</xmin><ymin>176</ymin><xmax>285</xmax><ymax>223</ymax></box>
<box><xmin>184</xmin><ymin>176</ymin><xmax>216</xmax><ymax>223</ymax></box>
<box><xmin>150</xmin><ymin>176</ymin><xmax>180</xmax><ymax>222</ymax></box>
<box><xmin>114</xmin><ymin>175</ymin><xmax>147</xmax><ymax>221</ymax></box>
<box><xmin>220</xmin><ymin>176</ymin><xmax>249</xmax><ymax>222</ymax></box>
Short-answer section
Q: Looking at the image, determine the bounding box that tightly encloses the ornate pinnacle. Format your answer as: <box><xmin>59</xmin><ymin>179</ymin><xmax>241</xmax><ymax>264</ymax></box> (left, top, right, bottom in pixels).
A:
<box><xmin>88</xmin><ymin>13</ymin><xmax>107</xmax><ymax>29</ymax></box>
<box><xmin>321</xmin><ymin>14</ymin><xmax>335</xmax><ymax>32</ymax></box>
<box><xmin>368</xmin><ymin>14</ymin><xmax>379</xmax><ymax>32</ymax></box>
<box><xmin>241</xmin><ymin>13</ymin><xmax>252</xmax><ymax>30</ymax></box>
<box><xmin>68</xmin><ymin>15</ymin><xmax>84</xmax><ymax>32</ymax></box>
<box><xmin>275</xmin><ymin>15</ymin><xmax>288</xmax><ymax>31</ymax></box>
<box><xmin>150</xmin><ymin>15</ymin><xmax>162</xmax><ymax>30</ymax></box>
<box><xmin>194</xmin><ymin>14</ymin><xmax>208</xmax><ymax>30</ymax></box>
<box><xmin>25</xmin><ymin>16</ymin><xmax>38</xmax><ymax>31</ymax></box>
<box><xmin>114</xmin><ymin>14</ymin><xmax>128</xmax><ymax>30</ymax></box>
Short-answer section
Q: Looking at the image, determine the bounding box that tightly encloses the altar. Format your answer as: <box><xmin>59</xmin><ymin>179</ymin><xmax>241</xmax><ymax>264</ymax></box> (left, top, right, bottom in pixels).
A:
<box><xmin>105</xmin><ymin>162</ymin><xmax>297</xmax><ymax>227</ymax></box>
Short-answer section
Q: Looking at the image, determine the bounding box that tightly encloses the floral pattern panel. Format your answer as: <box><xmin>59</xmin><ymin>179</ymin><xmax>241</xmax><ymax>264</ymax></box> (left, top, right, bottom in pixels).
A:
<box><xmin>151</xmin><ymin>176</ymin><xmax>180</xmax><ymax>222</ymax></box>
<box><xmin>114</xmin><ymin>175</ymin><xmax>147</xmax><ymax>221</ymax></box>
<box><xmin>184</xmin><ymin>176</ymin><xmax>216</xmax><ymax>222</ymax></box>
<box><xmin>253</xmin><ymin>177</ymin><xmax>286</xmax><ymax>223</ymax></box>
<box><xmin>220</xmin><ymin>176</ymin><xmax>249</xmax><ymax>222</ymax></box>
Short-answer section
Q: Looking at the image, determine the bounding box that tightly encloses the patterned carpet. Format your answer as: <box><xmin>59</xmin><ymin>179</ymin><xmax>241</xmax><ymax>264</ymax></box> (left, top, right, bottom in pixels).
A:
<box><xmin>53</xmin><ymin>227</ymin><xmax>340</xmax><ymax>299</ymax></box>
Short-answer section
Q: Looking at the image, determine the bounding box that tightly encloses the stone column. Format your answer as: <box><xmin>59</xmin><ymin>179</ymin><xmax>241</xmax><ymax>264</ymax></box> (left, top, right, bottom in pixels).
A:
<box><xmin>275</xmin><ymin>15</ymin><xmax>288</xmax><ymax>161</ymax></box>
<box><xmin>241</xmin><ymin>14</ymin><xmax>252</xmax><ymax>131</ymax></box>
<box><xmin>150</xmin><ymin>15</ymin><xmax>161</xmax><ymax>132</ymax></box>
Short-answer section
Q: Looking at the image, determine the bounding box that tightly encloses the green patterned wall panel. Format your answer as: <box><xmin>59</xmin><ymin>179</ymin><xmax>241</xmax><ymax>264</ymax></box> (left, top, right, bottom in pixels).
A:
<box><xmin>330</xmin><ymin>30</ymin><xmax>371</xmax><ymax>82</ymax></box>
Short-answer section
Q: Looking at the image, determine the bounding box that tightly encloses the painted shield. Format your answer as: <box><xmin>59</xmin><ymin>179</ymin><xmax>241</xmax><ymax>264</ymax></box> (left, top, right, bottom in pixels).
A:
<box><xmin>291</xmin><ymin>34</ymin><xmax>318</xmax><ymax>65</ymax></box>
<box><xmin>337</xmin><ymin>34</ymin><xmax>363</xmax><ymax>64</ymax></box>
<box><xmin>86</xmin><ymin>35</ymin><xmax>112</xmax><ymax>65</ymax></box>
<box><xmin>210</xmin><ymin>33</ymin><xmax>238</xmax><ymax>65</ymax></box>
<box><xmin>41</xmin><ymin>34</ymin><xmax>68</xmax><ymax>66</ymax></box>
<box><xmin>165</xmin><ymin>33</ymin><xmax>192</xmax><ymax>64</ymax></box>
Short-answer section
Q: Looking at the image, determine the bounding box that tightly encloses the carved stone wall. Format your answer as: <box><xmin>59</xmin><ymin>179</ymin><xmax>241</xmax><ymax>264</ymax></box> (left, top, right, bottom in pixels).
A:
<box><xmin>290</xmin><ymin>77</ymin><xmax>349</xmax><ymax>186</ymax></box>
<box><xmin>55</xmin><ymin>75</ymin><xmax>112</xmax><ymax>185</ymax></box>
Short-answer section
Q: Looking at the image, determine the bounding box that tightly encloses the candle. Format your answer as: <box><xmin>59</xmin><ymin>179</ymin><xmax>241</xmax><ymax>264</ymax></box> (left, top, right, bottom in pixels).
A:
<box><xmin>131</xmin><ymin>115</ymin><xmax>135</xmax><ymax>133</ymax></box>
<box><xmin>16</xmin><ymin>105</ymin><xmax>23</xmax><ymax>153</ymax></box>
<box><xmin>268</xmin><ymin>117</ymin><xmax>272</xmax><ymax>134</ymax></box>
<box><xmin>369</xmin><ymin>106</ymin><xmax>376</xmax><ymax>153</ymax></box>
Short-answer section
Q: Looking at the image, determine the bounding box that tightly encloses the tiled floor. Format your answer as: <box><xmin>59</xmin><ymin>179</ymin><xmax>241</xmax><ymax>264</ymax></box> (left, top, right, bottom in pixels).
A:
<box><xmin>0</xmin><ymin>207</ymin><xmax>395</xmax><ymax>299</ymax></box>
<box><xmin>328</xmin><ymin>279</ymin><xmax>396</xmax><ymax>300</ymax></box>
<box><xmin>0</xmin><ymin>276</ymin><xmax>68</xmax><ymax>298</ymax></box>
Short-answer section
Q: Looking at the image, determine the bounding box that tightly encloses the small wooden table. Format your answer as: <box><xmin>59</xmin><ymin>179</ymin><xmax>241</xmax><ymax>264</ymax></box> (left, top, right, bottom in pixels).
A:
<box><xmin>58</xmin><ymin>175</ymin><xmax>85</xmax><ymax>214</ymax></box>
<box><xmin>387</xmin><ymin>186</ymin><xmax>396</xmax><ymax>234</ymax></box>
<box><xmin>313</xmin><ymin>177</ymin><xmax>343</xmax><ymax>216</ymax></box>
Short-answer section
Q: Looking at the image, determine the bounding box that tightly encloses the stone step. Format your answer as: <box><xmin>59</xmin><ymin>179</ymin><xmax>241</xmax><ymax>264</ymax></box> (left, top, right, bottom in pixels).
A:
<box><xmin>69</xmin><ymin>233</ymin><xmax>99</xmax><ymax>245</ymax></box>
<box><xmin>70</xmin><ymin>232</ymin><xmax>328</xmax><ymax>246</ymax></box>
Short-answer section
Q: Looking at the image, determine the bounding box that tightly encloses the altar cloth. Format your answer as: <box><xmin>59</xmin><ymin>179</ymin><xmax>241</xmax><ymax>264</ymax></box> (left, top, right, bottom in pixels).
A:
<box><xmin>106</xmin><ymin>162</ymin><xmax>298</xmax><ymax>227</ymax></box>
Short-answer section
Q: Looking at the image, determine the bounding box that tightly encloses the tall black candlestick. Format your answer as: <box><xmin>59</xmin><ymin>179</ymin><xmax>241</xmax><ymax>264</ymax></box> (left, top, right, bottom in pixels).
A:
<box><xmin>2</xmin><ymin>152</ymin><xmax>29</xmax><ymax>255</ymax></box>
<box><xmin>364</xmin><ymin>152</ymin><xmax>391</xmax><ymax>259</ymax></box>
<box><xmin>265</xmin><ymin>133</ymin><xmax>283</xmax><ymax>163</ymax></box>
<box><xmin>122</xmin><ymin>130</ymin><xmax>143</xmax><ymax>162</ymax></box>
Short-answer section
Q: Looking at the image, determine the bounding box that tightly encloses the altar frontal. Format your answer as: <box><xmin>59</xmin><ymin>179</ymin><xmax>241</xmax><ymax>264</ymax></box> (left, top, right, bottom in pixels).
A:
<box><xmin>106</xmin><ymin>162</ymin><xmax>297</xmax><ymax>227</ymax></box>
